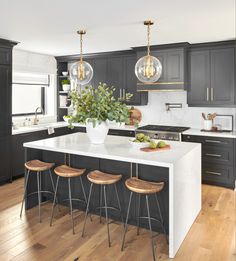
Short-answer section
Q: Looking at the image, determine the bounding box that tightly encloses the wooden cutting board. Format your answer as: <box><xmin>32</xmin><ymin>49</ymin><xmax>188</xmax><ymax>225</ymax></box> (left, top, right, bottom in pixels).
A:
<box><xmin>140</xmin><ymin>145</ymin><xmax>171</xmax><ymax>152</ymax></box>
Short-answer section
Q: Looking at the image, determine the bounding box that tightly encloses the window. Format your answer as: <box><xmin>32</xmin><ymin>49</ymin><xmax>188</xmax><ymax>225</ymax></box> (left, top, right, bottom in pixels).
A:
<box><xmin>12</xmin><ymin>72</ymin><xmax>50</xmax><ymax>116</ymax></box>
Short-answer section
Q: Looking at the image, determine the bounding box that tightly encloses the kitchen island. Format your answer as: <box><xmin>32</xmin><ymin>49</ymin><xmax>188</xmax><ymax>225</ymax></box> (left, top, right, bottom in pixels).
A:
<box><xmin>24</xmin><ymin>133</ymin><xmax>201</xmax><ymax>258</ymax></box>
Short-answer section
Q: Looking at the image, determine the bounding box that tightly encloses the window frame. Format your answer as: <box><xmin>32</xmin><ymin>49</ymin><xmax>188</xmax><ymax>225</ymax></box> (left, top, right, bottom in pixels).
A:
<box><xmin>12</xmin><ymin>85</ymin><xmax>46</xmax><ymax>117</ymax></box>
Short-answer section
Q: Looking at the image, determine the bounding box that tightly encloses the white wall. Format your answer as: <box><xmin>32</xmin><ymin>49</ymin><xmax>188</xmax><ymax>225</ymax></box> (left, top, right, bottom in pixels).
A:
<box><xmin>136</xmin><ymin>91</ymin><xmax>236</xmax><ymax>129</ymax></box>
<box><xmin>12</xmin><ymin>49</ymin><xmax>57</xmax><ymax>124</ymax></box>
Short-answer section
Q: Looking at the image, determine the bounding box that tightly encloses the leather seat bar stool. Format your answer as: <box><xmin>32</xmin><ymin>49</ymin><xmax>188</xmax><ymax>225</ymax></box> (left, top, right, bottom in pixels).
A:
<box><xmin>20</xmin><ymin>160</ymin><xmax>56</xmax><ymax>222</ymax></box>
<box><xmin>50</xmin><ymin>164</ymin><xmax>87</xmax><ymax>234</ymax></box>
<box><xmin>121</xmin><ymin>177</ymin><xmax>168</xmax><ymax>261</ymax></box>
<box><xmin>82</xmin><ymin>170</ymin><xmax>123</xmax><ymax>247</ymax></box>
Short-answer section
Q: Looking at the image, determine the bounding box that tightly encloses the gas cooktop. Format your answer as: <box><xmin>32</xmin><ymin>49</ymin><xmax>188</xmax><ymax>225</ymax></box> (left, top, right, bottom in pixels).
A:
<box><xmin>137</xmin><ymin>125</ymin><xmax>190</xmax><ymax>133</ymax></box>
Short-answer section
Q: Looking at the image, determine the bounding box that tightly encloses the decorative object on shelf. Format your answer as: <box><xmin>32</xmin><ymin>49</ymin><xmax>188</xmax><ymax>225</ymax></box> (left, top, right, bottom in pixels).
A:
<box><xmin>69</xmin><ymin>83</ymin><xmax>132</xmax><ymax>144</ymax></box>
<box><xmin>63</xmin><ymin>115</ymin><xmax>72</xmax><ymax>123</ymax></box>
<box><xmin>70</xmin><ymin>30</ymin><xmax>93</xmax><ymax>86</ymax></box>
<box><xmin>129</xmin><ymin>107</ymin><xmax>142</xmax><ymax>126</ymax></box>
<box><xmin>61</xmin><ymin>79</ymin><xmax>71</xmax><ymax>91</ymax></box>
<box><xmin>135</xmin><ymin>20</ymin><xmax>162</xmax><ymax>83</ymax></box>
<box><xmin>62</xmin><ymin>71</ymin><xmax>68</xmax><ymax>76</ymax></box>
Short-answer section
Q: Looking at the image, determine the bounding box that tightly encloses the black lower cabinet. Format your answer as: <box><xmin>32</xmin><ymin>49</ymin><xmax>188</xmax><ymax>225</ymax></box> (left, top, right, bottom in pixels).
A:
<box><xmin>25</xmin><ymin>148</ymin><xmax>169</xmax><ymax>234</ymax></box>
<box><xmin>182</xmin><ymin>134</ymin><xmax>235</xmax><ymax>189</ymax></box>
<box><xmin>0</xmin><ymin>136</ymin><xmax>11</xmax><ymax>183</ymax></box>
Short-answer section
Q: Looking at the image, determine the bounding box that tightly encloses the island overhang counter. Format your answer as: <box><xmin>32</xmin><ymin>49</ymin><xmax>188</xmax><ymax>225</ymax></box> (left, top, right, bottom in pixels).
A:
<box><xmin>23</xmin><ymin>132</ymin><xmax>201</xmax><ymax>258</ymax></box>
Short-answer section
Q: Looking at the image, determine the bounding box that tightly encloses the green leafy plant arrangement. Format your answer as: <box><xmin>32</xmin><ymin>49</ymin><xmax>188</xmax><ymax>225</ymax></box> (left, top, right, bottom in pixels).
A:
<box><xmin>68</xmin><ymin>83</ymin><xmax>132</xmax><ymax>128</ymax></box>
<box><xmin>61</xmin><ymin>79</ymin><xmax>70</xmax><ymax>85</ymax></box>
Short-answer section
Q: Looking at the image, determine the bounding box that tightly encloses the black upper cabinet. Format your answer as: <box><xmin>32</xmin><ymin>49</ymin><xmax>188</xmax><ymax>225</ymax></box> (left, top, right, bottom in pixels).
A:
<box><xmin>123</xmin><ymin>55</ymin><xmax>148</xmax><ymax>105</ymax></box>
<box><xmin>0</xmin><ymin>47</ymin><xmax>12</xmax><ymax>65</ymax></box>
<box><xmin>135</xmin><ymin>45</ymin><xmax>187</xmax><ymax>91</ymax></box>
<box><xmin>187</xmin><ymin>42</ymin><xmax>235</xmax><ymax>107</ymax></box>
<box><xmin>188</xmin><ymin>50</ymin><xmax>210</xmax><ymax>105</ymax></box>
<box><xmin>93</xmin><ymin>57</ymin><xmax>107</xmax><ymax>87</ymax></box>
<box><xmin>107</xmin><ymin>56</ymin><xmax>123</xmax><ymax>99</ymax></box>
<box><xmin>210</xmin><ymin>48</ymin><xmax>235</xmax><ymax>105</ymax></box>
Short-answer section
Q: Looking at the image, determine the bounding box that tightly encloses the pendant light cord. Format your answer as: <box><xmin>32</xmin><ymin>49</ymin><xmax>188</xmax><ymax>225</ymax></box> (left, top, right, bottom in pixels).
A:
<box><xmin>147</xmin><ymin>23</ymin><xmax>150</xmax><ymax>56</ymax></box>
<box><xmin>80</xmin><ymin>33</ymin><xmax>83</xmax><ymax>63</ymax></box>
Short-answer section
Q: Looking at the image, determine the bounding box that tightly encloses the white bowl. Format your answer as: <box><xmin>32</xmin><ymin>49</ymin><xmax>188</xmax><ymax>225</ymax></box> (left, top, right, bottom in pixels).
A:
<box><xmin>62</xmin><ymin>72</ymin><xmax>68</xmax><ymax>76</ymax></box>
<box><xmin>129</xmin><ymin>138</ymin><xmax>150</xmax><ymax>149</ymax></box>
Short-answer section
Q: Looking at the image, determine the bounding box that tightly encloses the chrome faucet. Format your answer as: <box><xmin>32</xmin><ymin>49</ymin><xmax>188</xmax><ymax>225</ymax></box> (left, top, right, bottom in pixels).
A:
<box><xmin>33</xmin><ymin>107</ymin><xmax>44</xmax><ymax>125</ymax></box>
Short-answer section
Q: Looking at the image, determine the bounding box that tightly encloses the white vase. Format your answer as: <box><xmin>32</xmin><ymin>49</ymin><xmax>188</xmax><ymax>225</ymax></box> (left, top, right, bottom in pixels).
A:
<box><xmin>62</xmin><ymin>84</ymin><xmax>70</xmax><ymax>91</ymax></box>
<box><xmin>86</xmin><ymin>119</ymin><xmax>109</xmax><ymax>144</ymax></box>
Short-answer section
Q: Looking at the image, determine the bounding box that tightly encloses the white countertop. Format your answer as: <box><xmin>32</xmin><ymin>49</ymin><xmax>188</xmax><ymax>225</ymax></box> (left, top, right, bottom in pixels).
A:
<box><xmin>24</xmin><ymin>132</ymin><xmax>200</xmax><ymax>168</ymax></box>
<box><xmin>12</xmin><ymin>122</ymin><xmax>136</xmax><ymax>135</ymax></box>
<box><xmin>12</xmin><ymin>122</ymin><xmax>68</xmax><ymax>135</ymax></box>
<box><xmin>183</xmin><ymin>128</ymin><xmax>236</xmax><ymax>138</ymax></box>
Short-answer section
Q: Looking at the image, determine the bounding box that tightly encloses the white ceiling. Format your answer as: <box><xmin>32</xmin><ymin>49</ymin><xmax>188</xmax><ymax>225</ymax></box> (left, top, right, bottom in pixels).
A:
<box><xmin>0</xmin><ymin>0</ymin><xmax>235</xmax><ymax>56</ymax></box>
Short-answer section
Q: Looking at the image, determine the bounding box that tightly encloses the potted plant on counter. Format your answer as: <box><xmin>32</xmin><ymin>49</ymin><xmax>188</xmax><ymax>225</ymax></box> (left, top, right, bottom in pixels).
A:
<box><xmin>69</xmin><ymin>83</ymin><xmax>132</xmax><ymax>144</ymax></box>
<box><xmin>61</xmin><ymin>79</ymin><xmax>71</xmax><ymax>91</ymax></box>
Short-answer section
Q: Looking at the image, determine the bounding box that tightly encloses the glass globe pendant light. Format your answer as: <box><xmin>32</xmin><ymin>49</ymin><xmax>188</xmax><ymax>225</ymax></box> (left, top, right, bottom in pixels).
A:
<box><xmin>70</xmin><ymin>30</ymin><xmax>93</xmax><ymax>86</ymax></box>
<box><xmin>135</xmin><ymin>20</ymin><xmax>162</xmax><ymax>83</ymax></box>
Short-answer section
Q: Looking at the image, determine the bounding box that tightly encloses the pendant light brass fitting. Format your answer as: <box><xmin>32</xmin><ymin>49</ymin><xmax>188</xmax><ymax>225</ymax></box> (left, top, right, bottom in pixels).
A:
<box><xmin>77</xmin><ymin>30</ymin><xmax>86</xmax><ymax>35</ymax></box>
<box><xmin>144</xmin><ymin>20</ymin><xmax>154</xmax><ymax>26</ymax></box>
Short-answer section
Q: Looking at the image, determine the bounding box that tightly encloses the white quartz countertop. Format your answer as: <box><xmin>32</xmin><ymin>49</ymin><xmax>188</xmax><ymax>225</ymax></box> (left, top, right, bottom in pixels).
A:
<box><xmin>24</xmin><ymin>132</ymin><xmax>201</xmax><ymax>168</ymax></box>
<box><xmin>183</xmin><ymin>128</ymin><xmax>236</xmax><ymax>139</ymax></box>
<box><xmin>12</xmin><ymin>121</ymin><xmax>136</xmax><ymax>135</ymax></box>
<box><xmin>12</xmin><ymin>122</ymin><xmax>68</xmax><ymax>135</ymax></box>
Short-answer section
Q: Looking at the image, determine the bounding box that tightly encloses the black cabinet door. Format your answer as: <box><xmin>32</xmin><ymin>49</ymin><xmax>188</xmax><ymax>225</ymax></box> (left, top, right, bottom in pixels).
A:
<box><xmin>107</xmin><ymin>56</ymin><xmax>123</xmax><ymax>99</ymax></box>
<box><xmin>210</xmin><ymin>48</ymin><xmax>235</xmax><ymax>105</ymax></box>
<box><xmin>187</xmin><ymin>50</ymin><xmax>210</xmax><ymax>106</ymax></box>
<box><xmin>167</xmin><ymin>49</ymin><xmax>184</xmax><ymax>82</ymax></box>
<box><xmin>93</xmin><ymin>58</ymin><xmax>107</xmax><ymax>88</ymax></box>
<box><xmin>0</xmin><ymin>64</ymin><xmax>11</xmax><ymax>136</ymax></box>
<box><xmin>0</xmin><ymin>136</ymin><xmax>11</xmax><ymax>182</ymax></box>
<box><xmin>0</xmin><ymin>48</ymin><xmax>12</xmax><ymax>65</ymax></box>
<box><xmin>124</xmin><ymin>55</ymin><xmax>148</xmax><ymax>105</ymax></box>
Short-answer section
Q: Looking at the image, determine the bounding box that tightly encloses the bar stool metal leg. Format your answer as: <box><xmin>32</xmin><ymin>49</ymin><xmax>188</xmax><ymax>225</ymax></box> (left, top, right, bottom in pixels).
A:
<box><xmin>20</xmin><ymin>169</ymin><xmax>30</xmax><ymax>218</ymax></box>
<box><xmin>114</xmin><ymin>183</ymin><xmax>124</xmax><ymax>225</ymax></box>
<box><xmin>137</xmin><ymin>193</ymin><xmax>141</xmax><ymax>235</ymax></box>
<box><xmin>103</xmin><ymin>185</ymin><xmax>111</xmax><ymax>247</ymax></box>
<box><xmin>68</xmin><ymin>177</ymin><xmax>75</xmax><ymax>234</ymax></box>
<box><xmin>99</xmin><ymin>185</ymin><xmax>103</xmax><ymax>223</ymax></box>
<box><xmin>146</xmin><ymin>195</ymin><xmax>156</xmax><ymax>261</ymax></box>
<box><xmin>121</xmin><ymin>191</ymin><xmax>133</xmax><ymax>251</ymax></box>
<box><xmin>37</xmin><ymin>171</ymin><xmax>41</xmax><ymax>223</ymax></box>
<box><xmin>48</xmin><ymin>169</ymin><xmax>59</xmax><ymax>209</ymax></box>
<box><xmin>82</xmin><ymin>183</ymin><xmax>93</xmax><ymax>237</ymax></box>
<box><xmin>80</xmin><ymin>176</ymin><xmax>87</xmax><ymax>203</ymax></box>
<box><xmin>154</xmin><ymin>193</ymin><xmax>168</xmax><ymax>244</ymax></box>
<box><xmin>50</xmin><ymin>176</ymin><xmax>60</xmax><ymax>226</ymax></box>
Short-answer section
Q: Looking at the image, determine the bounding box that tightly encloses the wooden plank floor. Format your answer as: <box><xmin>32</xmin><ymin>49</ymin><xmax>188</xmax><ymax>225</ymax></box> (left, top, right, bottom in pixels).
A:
<box><xmin>0</xmin><ymin>178</ymin><xmax>235</xmax><ymax>261</ymax></box>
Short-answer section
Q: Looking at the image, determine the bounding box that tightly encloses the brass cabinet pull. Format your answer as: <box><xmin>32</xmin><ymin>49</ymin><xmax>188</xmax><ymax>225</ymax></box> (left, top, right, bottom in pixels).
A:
<box><xmin>205</xmin><ymin>153</ymin><xmax>222</xmax><ymax>157</ymax></box>
<box><xmin>119</xmin><ymin>89</ymin><xmax>122</xmax><ymax>99</ymax></box>
<box><xmin>211</xmin><ymin>88</ymin><xmax>214</xmax><ymax>101</ymax></box>
<box><xmin>205</xmin><ymin>139</ymin><xmax>221</xmax><ymax>143</ymax></box>
<box><xmin>206</xmin><ymin>87</ymin><xmax>209</xmax><ymax>101</ymax></box>
<box><xmin>123</xmin><ymin>88</ymin><xmax>126</xmax><ymax>99</ymax></box>
<box><xmin>205</xmin><ymin>171</ymin><xmax>221</xmax><ymax>176</ymax></box>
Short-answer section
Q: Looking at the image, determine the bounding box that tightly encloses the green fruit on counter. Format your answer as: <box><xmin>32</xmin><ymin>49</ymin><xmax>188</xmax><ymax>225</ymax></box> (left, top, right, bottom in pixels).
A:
<box><xmin>143</xmin><ymin>136</ymin><xmax>151</xmax><ymax>142</ymax></box>
<box><xmin>157</xmin><ymin>141</ymin><xmax>167</xmax><ymax>148</ymax></box>
<box><xmin>135</xmin><ymin>133</ymin><xmax>145</xmax><ymax>140</ymax></box>
<box><xmin>149</xmin><ymin>140</ymin><xmax>157</xmax><ymax>149</ymax></box>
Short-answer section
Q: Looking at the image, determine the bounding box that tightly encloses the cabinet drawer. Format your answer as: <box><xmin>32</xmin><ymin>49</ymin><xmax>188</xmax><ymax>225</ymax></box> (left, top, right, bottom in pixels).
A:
<box><xmin>0</xmin><ymin>48</ymin><xmax>12</xmax><ymax>65</ymax></box>
<box><xmin>202</xmin><ymin>164</ymin><xmax>234</xmax><ymax>187</ymax></box>
<box><xmin>201</xmin><ymin>136</ymin><xmax>233</xmax><ymax>148</ymax></box>
<box><xmin>203</xmin><ymin>146</ymin><xmax>234</xmax><ymax>166</ymax></box>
